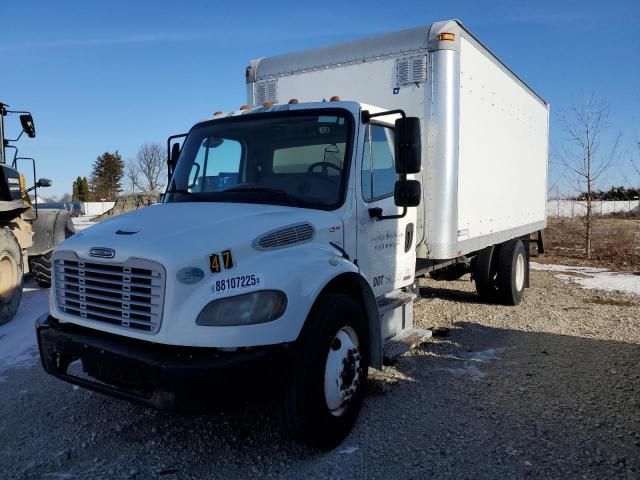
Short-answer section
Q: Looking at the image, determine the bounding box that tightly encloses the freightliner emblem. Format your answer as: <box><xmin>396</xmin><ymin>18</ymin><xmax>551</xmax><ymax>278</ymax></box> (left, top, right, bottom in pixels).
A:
<box><xmin>89</xmin><ymin>247</ymin><xmax>116</xmax><ymax>259</ymax></box>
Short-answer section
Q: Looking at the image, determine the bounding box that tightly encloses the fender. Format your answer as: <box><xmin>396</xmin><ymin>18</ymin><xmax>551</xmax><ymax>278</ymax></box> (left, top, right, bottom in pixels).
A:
<box><xmin>288</xmin><ymin>243</ymin><xmax>382</xmax><ymax>368</ymax></box>
<box><xmin>313</xmin><ymin>271</ymin><xmax>383</xmax><ymax>369</ymax></box>
<box><xmin>28</xmin><ymin>209</ymin><xmax>75</xmax><ymax>256</ymax></box>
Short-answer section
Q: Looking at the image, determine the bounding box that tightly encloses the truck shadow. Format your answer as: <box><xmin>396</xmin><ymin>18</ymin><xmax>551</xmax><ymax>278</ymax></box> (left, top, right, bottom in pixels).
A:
<box><xmin>44</xmin><ymin>321</ymin><xmax>638</xmax><ymax>479</ymax></box>
<box><xmin>418</xmin><ymin>281</ymin><xmax>485</xmax><ymax>304</ymax></box>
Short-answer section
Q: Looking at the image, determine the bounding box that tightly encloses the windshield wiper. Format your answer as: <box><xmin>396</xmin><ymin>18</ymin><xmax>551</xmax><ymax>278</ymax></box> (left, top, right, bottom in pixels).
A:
<box><xmin>223</xmin><ymin>185</ymin><xmax>300</xmax><ymax>206</ymax></box>
<box><xmin>164</xmin><ymin>188</ymin><xmax>201</xmax><ymax>200</ymax></box>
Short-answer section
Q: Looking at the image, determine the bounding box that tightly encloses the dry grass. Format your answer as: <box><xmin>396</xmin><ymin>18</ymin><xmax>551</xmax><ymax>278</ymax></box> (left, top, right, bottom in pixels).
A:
<box><xmin>539</xmin><ymin>216</ymin><xmax>640</xmax><ymax>271</ymax></box>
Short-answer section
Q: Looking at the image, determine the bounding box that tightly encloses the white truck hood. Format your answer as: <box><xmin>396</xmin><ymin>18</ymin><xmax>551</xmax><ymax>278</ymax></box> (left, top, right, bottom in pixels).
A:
<box><xmin>59</xmin><ymin>202</ymin><xmax>343</xmax><ymax>269</ymax></box>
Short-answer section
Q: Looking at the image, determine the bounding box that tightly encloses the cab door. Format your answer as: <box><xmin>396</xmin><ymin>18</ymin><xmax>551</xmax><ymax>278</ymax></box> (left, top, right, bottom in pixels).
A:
<box><xmin>355</xmin><ymin>122</ymin><xmax>417</xmax><ymax>297</ymax></box>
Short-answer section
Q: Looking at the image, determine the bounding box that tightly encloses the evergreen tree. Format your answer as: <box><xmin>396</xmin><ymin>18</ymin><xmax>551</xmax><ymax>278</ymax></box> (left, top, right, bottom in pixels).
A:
<box><xmin>81</xmin><ymin>177</ymin><xmax>91</xmax><ymax>201</ymax></box>
<box><xmin>72</xmin><ymin>178</ymin><xmax>80</xmax><ymax>201</ymax></box>
<box><xmin>91</xmin><ymin>151</ymin><xmax>124</xmax><ymax>201</ymax></box>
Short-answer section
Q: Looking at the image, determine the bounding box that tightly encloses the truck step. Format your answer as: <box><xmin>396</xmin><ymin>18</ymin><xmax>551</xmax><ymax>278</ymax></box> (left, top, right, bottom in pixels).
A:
<box><xmin>376</xmin><ymin>291</ymin><xmax>414</xmax><ymax>317</ymax></box>
<box><xmin>383</xmin><ymin>328</ymin><xmax>432</xmax><ymax>365</ymax></box>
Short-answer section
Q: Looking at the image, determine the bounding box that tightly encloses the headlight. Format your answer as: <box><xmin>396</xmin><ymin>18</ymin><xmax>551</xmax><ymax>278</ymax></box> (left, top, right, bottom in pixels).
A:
<box><xmin>196</xmin><ymin>290</ymin><xmax>287</xmax><ymax>326</ymax></box>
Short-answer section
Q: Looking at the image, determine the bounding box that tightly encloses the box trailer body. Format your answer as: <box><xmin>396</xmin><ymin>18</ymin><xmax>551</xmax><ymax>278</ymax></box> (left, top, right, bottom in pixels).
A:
<box><xmin>247</xmin><ymin>19</ymin><xmax>549</xmax><ymax>260</ymax></box>
<box><xmin>36</xmin><ymin>20</ymin><xmax>549</xmax><ymax>447</ymax></box>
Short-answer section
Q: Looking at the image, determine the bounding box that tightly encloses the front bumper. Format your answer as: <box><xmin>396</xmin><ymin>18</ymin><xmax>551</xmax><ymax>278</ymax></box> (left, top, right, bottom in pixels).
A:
<box><xmin>36</xmin><ymin>314</ymin><xmax>291</xmax><ymax>409</ymax></box>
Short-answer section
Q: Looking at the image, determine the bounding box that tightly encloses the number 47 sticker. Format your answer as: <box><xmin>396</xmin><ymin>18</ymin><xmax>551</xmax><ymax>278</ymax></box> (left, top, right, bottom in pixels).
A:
<box><xmin>210</xmin><ymin>249</ymin><xmax>234</xmax><ymax>273</ymax></box>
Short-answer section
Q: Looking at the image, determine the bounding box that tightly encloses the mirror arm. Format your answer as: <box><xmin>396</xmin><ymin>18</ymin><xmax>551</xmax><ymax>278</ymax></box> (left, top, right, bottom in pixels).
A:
<box><xmin>368</xmin><ymin>205</ymin><xmax>407</xmax><ymax>221</ymax></box>
<box><xmin>5</xmin><ymin>110</ymin><xmax>35</xmax><ymax>140</ymax></box>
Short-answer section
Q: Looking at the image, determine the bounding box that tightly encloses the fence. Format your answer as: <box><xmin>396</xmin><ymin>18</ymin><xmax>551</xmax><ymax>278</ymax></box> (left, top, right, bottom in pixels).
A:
<box><xmin>546</xmin><ymin>200</ymin><xmax>640</xmax><ymax>218</ymax></box>
<box><xmin>81</xmin><ymin>201</ymin><xmax>115</xmax><ymax>216</ymax></box>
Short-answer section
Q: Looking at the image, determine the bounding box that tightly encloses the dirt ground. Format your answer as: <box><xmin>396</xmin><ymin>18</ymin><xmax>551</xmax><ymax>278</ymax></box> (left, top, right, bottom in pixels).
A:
<box><xmin>1</xmin><ymin>269</ymin><xmax>639</xmax><ymax>480</ymax></box>
<box><xmin>541</xmin><ymin>216</ymin><xmax>640</xmax><ymax>271</ymax></box>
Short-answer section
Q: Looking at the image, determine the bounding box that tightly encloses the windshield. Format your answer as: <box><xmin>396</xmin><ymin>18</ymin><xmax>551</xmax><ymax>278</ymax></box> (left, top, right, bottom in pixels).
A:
<box><xmin>166</xmin><ymin>110</ymin><xmax>353</xmax><ymax>209</ymax></box>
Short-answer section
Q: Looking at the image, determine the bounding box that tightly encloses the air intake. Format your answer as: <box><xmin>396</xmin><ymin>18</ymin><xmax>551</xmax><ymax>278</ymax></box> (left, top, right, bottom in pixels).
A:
<box><xmin>253</xmin><ymin>223</ymin><xmax>315</xmax><ymax>251</ymax></box>
<box><xmin>396</xmin><ymin>55</ymin><xmax>426</xmax><ymax>87</ymax></box>
<box><xmin>255</xmin><ymin>79</ymin><xmax>278</xmax><ymax>105</ymax></box>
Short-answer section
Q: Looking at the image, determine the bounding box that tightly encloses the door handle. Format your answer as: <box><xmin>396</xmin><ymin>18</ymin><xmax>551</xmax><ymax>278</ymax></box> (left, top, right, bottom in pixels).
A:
<box><xmin>405</xmin><ymin>223</ymin><xmax>414</xmax><ymax>252</ymax></box>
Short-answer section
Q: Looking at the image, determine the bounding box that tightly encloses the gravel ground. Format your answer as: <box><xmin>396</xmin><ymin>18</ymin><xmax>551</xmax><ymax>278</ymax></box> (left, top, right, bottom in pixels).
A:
<box><xmin>1</xmin><ymin>269</ymin><xmax>639</xmax><ymax>480</ymax></box>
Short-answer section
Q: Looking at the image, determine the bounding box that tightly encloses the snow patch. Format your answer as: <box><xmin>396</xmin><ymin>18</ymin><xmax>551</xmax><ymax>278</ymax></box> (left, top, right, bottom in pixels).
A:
<box><xmin>72</xmin><ymin>216</ymin><xmax>97</xmax><ymax>232</ymax></box>
<box><xmin>531</xmin><ymin>262</ymin><xmax>640</xmax><ymax>296</ymax></box>
<box><xmin>439</xmin><ymin>348</ymin><xmax>506</xmax><ymax>381</ymax></box>
<box><xmin>442</xmin><ymin>364</ymin><xmax>488</xmax><ymax>381</ymax></box>
<box><xmin>0</xmin><ymin>279</ymin><xmax>49</xmax><ymax>376</ymax></box>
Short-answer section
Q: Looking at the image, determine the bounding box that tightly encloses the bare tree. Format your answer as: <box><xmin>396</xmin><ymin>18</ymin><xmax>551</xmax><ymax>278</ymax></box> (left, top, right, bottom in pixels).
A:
<box><xmin>631</xmin><ymin>139</ymin><xmax>640</xmax><ymax>179</ymax></box>
<box><xmin>559</xmin><ymin>93</ymin><xmax>621</xmax><ymax>259</ymax></box>
<box><xmin>135</xmin><ymin>143</ymin><xmax>167</xmax><ymax>193</ymax></box>
<box><xmin>125</xmin><ymin>158</ymin><xmax>141</xmax><ymax>193</ymax></box>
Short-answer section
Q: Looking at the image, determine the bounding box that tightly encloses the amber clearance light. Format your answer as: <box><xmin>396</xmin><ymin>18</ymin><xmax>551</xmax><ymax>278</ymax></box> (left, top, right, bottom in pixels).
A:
<box><xmin>438</xmin><ymin>32</ymin><xmax>455</xmax><ymax>41</ymax></box>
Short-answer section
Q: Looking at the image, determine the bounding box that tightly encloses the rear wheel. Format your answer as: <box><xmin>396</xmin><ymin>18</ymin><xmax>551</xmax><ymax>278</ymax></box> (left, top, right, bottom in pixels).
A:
<box><xmin>279</xmin><ymin>293</ymin><xmax>369</xmax><ymax>448</ymax></box>
<box><xmin>29</xmin><ymin>252</ymin><xmax>52</xmax><ymax>288</ymax></box>
<box><xmin>0</xmin><ymin>228</ymin><xmax>24</xmax><ymax>325</ymax></box>
<box><xmin>496</xmin><ymin>239</ymin><xmax>527</xmax><ymax>305</ymax></box>
<box><xmin>473</xmin><ymin>246</ymin><xmax>499</xmax><ymax>302</ymax></box>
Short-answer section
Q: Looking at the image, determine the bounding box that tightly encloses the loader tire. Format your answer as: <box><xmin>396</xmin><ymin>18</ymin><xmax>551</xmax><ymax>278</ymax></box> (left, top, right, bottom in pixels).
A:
<box><xmin>279</xmin><ymin>293</ymin><xmax>369</xmax><ymax>449</ymax></box>
<box><xmin>30</xmin><ymin>252</ymin><xmax>52</xmax><ymax>288</ymax></box>
<box><xmin>0</xmin><ymin>228</ymin><xmax>24</xmax><ymax>325</ymax></box>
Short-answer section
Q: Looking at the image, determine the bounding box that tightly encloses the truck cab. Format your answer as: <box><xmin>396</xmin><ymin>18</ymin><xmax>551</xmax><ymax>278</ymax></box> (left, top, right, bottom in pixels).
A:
<box><xmin>37</xmin><ymin>100</ymin><xmax>425</xmax><ymax>447</ymax></box>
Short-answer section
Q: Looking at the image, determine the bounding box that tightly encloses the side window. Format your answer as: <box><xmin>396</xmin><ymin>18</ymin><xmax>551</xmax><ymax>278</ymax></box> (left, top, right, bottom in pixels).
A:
<box><xmin>361</xmin><ymin>124</ymin><xmax>397</xmax><ymax>201</ymax></box>
<box><xmin>189</xmin><ymin>138</ymin><xmax>242</xmax><ymax>192</ymax></box>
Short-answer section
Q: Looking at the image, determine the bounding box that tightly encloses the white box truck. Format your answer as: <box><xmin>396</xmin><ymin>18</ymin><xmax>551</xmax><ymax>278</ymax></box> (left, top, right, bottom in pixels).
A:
<box><xmin>37</xmin><ymin>20</ymin><xmax>548</xmax><ymax>447</ymax></box>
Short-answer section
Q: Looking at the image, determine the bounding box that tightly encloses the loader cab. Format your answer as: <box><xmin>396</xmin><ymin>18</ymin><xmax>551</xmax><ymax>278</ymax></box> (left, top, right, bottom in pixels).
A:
<box><xmin>0</xmin><ymin>103</ymin><xmax>47</xmax><ymax>204</ymax></box>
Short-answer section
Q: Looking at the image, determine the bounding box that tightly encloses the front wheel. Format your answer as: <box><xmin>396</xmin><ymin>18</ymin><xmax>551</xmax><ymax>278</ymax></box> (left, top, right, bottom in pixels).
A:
<box><xmin>0</xmin><ymin>227</ymin><xmax>24</xmax><ymax>325</ymax></box>
<box><xmin>279</xmin><ymin>293</ymin><xmax>369</xmax><ymax>448</ymax></box>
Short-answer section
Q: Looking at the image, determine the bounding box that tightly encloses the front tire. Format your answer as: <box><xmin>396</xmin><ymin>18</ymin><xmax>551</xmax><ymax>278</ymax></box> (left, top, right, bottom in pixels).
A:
<box><xmin>0</xmin><ymin>227</ymin><xmax>24</xmax><ymax>325</ymax></box>
<box><xmin>279</xmin><ymin>293</ymin><xmax>369</xmax><ymax>448</ymax></box>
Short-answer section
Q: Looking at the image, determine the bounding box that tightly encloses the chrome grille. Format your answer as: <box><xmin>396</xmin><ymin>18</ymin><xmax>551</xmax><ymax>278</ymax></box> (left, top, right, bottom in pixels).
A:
<box><xmin>54</xmin><ymin>253</ymin><xmax>165</xmax><ymax>334</ymax></box>
<box><xmin>253</xmin><ymin>223</ymin><xmax>315</xmax><ymax>250</ymax></box>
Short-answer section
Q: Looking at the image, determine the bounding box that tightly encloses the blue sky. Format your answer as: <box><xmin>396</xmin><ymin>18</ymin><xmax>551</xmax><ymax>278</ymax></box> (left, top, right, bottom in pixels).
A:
<box><xmin>1</xmin><ymin>0</ymin><xmax>639</xmax><ymax>197</ymax></box>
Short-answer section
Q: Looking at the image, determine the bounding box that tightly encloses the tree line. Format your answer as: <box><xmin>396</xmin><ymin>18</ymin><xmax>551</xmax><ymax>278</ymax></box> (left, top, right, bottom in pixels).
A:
<box><xmin>71</xmin><ymin>143</ymin><xmax>167</xmax><ymax>202</ymax></box>
<box><xmin>574</xmin><ymin>186</ymin><xmax>640</xmax><ymax>201</ymax></box>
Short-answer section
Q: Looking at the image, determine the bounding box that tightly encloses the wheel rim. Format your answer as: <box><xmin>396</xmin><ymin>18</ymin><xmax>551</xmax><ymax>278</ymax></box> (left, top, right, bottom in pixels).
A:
<box><xmin>0</xmin><ymin>252</ymin><xmax>18</xmax><ymax>300</ymax></box>
<box><xmin>324</xmin><ymin>326</ymin><xmax>361</xmax><ymax>417</ymax></box>
<box><xmin>515</xmin><ymin>253</ymin><xmax>525</xmax><ymax>292</ymax></box>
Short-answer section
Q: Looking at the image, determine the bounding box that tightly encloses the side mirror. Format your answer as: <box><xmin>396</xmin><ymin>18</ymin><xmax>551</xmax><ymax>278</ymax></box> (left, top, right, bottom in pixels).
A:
<box><xmin>20</xmin><ymin>114</ymin><xmax>36</xmax><ymax>139</ymax></box>
<box><xmin>37</xmin><ymin>178</ymin><xmax>52</xmax><ymax>188</ymax></box>
<box><xmin>394</xmin><ymin>117</ymin><xmax>421</xmax><ymax>174</ymax></box>
<box><xmin>394</xmin><ymin>179</ymin><xmax>421</xmax><ymax>207</ymax></box>
<box><xmin>168</xmin><ymin>142</ymin><xmax>181</xmax><ymax>175</ymax></box>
